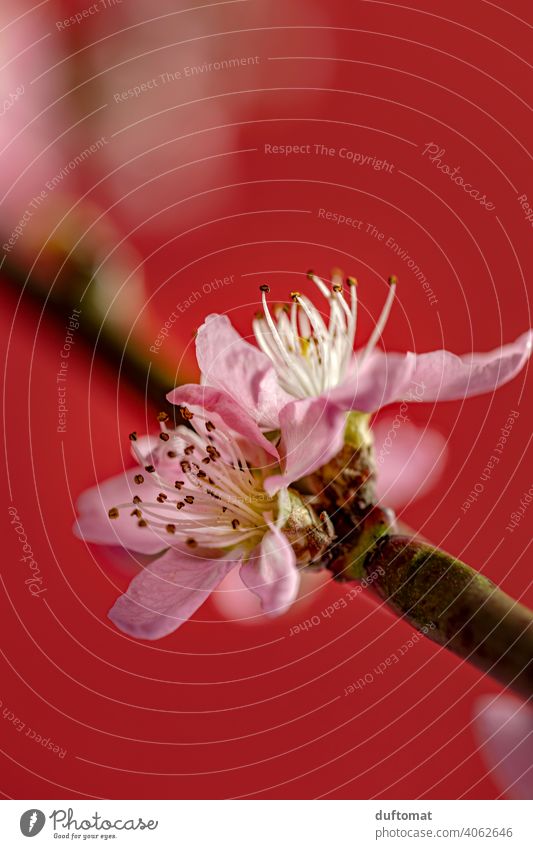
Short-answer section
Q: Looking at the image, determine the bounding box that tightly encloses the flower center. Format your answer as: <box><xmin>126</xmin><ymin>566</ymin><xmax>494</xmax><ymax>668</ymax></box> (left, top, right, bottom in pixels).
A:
<box><xmin>253</xmin><ymin>271</ymin><xmax>397</xmax><ymax>399</ymax></box>
<box><xmin>111</xmin><ymin>409</ymin><xmax>277</xmax><ymax>550</ymax></box>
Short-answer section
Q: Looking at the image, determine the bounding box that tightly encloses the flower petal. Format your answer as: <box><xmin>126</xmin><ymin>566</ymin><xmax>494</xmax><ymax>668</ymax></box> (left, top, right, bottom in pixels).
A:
<box><xmin>74</xmin><ymin>468</ymin><xmax>172</xmax><ymax>555</ymax></box>
<box><xmin>263</xmin><ymin>397</ymin><xmax>347</xmax><ymax>494</ymax></box>
<box><xmin>211</xmin><ymin>566</ymin><xmax>328</xmax><ymax>625</ymax></box>
<box><xmin>373</xmin><ymin>416</ymin><xmax>448</xmax><ymax>509</ymax></box>
<box><xmin>108</xmin><ymin>547</ymin><xmax>240</xmax><ymax>639</ymax></box>
<box><xmin>327</xmin><ymin>350</ymin><xmax>415</xmax><ymax>412</ymax></box>
<box><xmin>196</xmin><ymin>313</ymin><xmax>291</xmax><ymax>428</ymax></box>
<box><xmin>240</xmin><ymin>525</ymin><xmax>299</xmax><ymax>615</ymax></box>
<box><xmin>473</xmin><ymin>695</ymin><xmax>533</xmax><ymax>800</ymax></box>
<box><xmin>404</xmin><ymin>330</ymin><xmax>532</xmax><ymax>401</ymax></box>
<box><xmin>167</xmin><ymin>383</ymin><xmax>279</xmax><ymax>461</ymax></box>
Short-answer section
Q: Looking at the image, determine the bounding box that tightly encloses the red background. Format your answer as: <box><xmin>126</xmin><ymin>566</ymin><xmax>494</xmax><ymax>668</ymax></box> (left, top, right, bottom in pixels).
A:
<box><xmin>1</xmin><ymin>0</ymin><xmax>532</xmax><ymax>799</ymax></box>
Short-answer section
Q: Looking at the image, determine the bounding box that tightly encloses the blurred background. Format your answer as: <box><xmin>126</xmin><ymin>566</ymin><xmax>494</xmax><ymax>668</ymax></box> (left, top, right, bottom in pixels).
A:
<box><xmin>1</xmin><ymin>0</ymin><xmax>532</xmax><ymax>800</ymax></box>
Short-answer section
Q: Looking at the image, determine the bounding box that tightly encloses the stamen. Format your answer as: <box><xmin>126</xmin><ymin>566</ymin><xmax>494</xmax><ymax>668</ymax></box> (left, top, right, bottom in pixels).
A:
<box><xmin>361</xmin><ymin>276</ymin><xmax>397</xmax><ymax>363</ymax></box>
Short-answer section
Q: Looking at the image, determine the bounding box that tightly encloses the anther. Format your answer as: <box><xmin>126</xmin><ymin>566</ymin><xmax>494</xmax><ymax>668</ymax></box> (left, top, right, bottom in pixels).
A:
<box><xmin>332</xmin><ymin>283</ymin><xmax>343</xmax><ymax>293</ymax></box>
<box><xmin>132</xmin><ymin>495</ymin><xmax>142</xmax><ymax>504</ymax></box>
<box><xmin>186</xmin><ymin>538</ymin><xmax>197</xmax><ymax>548</ymax></box>
<box><xmin>128</xmin><ymin>432</ymin><xmax>137</xmax><ymax>441</ymax></box>
<box><xmin>166</xmin><ymin>524</ymin><xmax>176</xmax><ymax>534</ymax></box>
<box><xmin>145</xmin><ymin>465</ymin><xmax>155</xmax><ymax>473</ymax></box>
<box><xmin>180</xmin><ymin>460</ymin><xmax>191</xmax><ymax>474</ymax></box>
<box><xmin>306</xmin><ymin>269</ymin><xmax>315</xmax><ymax>280</ymax></box>
<box><xmin>134</xmin><ymin>474</ymin><xmax>144</xmax><ymax>485</ymax></box>
<box><xmin>108</xmin><ymin>507</ymin><xmax>119</xmax><ymax>519</ymax></box>
<box><xmin>231</xmin><ymin>518</ymin><xmax>240</xmax><ymax>529</ymax></box>
<box><xmin>184</xmin><ymin>445</ymin><xmax>195</xmax><ymax>455</ymax></box>
<box><xmin>347</xmin><ymin>276</ymin><xmax>358</xmax><ymax>287</ymax></box>
<box><xmin>174</xmin><ymin>480</ymin><xmax>184</xmax><ymax>489</ymax></box>
<box><xmin>138</xmin><ymin>519</ymin><xmax>148</xmax><ymax>528</ymax></box>
<box><xmin>197</xmin><ymin>470</ymin><xmax>207</xmax><ymax>479</ymax></box>
<box><xmin>131</xmin><ymin>509</ymin><xmax>141</xmax><ymax>518</ymax></box>
<box><xmin>290</xmin><ymin>291</ymin><xmax>301</xmax><ymax>302</ymax></box>
<box><xmin>157</xmin><ymin>411</ymin><xmax>169</xmax><ymax>422</ymax></box>
<box><xmin>205</xmin><ymin>421</ymin><xmax>216</xmax><ymax>432</ymax></box>
<box><xmin>156</xmin><ymin>494</ymin><xmax>167</xmax><ymax>503</ymax></box>
<box><xmin>184</xmin><ymin>495</ymin><xmax>194</xmax><ymax>504</ymax></box>
<box><xmin>167</xmin><ymin>450</ymin><xmax>177</xmax><ymax>458</ymax></box>
<box><xmin>176</xmin><ymin>502</ymin><xmax>184</xmax><ymax>510</ymax></box>
<box><xmin>259</xmin><ymin>284</ymin><xmax>270</xmax><ymax>293</ymax></box>
<box><xmin>180</xmin><ymin>406</ymin><xmax>194</xmax><ymax>420</ymax></box>
<box><xmin>159</xmin><ymin>432</ymin><xmax>170</xmax><ymax>442</ymax></box>
<box><xmin>388</xmin><ymin>275</ymin><xmax>398</xmax><ymax>286</ymax></box>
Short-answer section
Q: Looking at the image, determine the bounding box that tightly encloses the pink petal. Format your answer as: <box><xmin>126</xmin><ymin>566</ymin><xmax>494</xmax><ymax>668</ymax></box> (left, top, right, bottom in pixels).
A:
<box><xmin>372</xmin><ymin>417</ymin><xmax>448</xmax><ymax>509</ymax></box>
<box><xmin>327</xmin><ymin>350</ymin><xmax>415</xmax><ymax>411</ymax></box>
<box><xmin>167</xmin><ymin>384</ymin><xmax>279</xmax><ymax>461</ymax></box>
<box><xmin>240</xmin><ymin>525</ymin><xmax>299</xmax><ymax>616</ymax></box>
<box><xmin>263</xmin><ymin>397</ymin><xmax>347</xmax><ymax>494</ymax></box>
<box><xmin>211</xmin><ymin>566</ymin><xmax>329</xmax><ymax>625</ymax></box>
<box><xmin>196</xmin><ymin>314</ymin><xmax>291</xmax><ymax>428</ymax></box>
<box><xmin>405</xmin><ymin>330</ymin><xmax>532</xmax><ymax>401</ymax></box>
<box><xmin>473</xmin><ymin>696</ymin><xmax>533</xmax><ymax>799</ymax></box>
<box><xmin>74</xmin><ymin>468</ymin><xmax>172</xmax><ymax>555</ymax></box>
<box><xmin>108</xmin><ymin>548</ymin><xmax>240</xmax><ymax>639</ymax></box>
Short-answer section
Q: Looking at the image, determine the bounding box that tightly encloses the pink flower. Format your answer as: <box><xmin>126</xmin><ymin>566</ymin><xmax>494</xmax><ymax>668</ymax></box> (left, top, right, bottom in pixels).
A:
<box><xmin>189</xmin><ymin>271</ymin><xmax>532</xmax><ymax>492</ymax></box>
<box><xmin>212</xmin><ymin>416</ymin><xmax>448</xmax><ymax>624</ymax></box>
<box><xmin>473</xmin><ymin>696</ymin><xmax>533</xmax><ymax>799</ymax></box>
<box><xmin>74</xmin><ymin>400</ymin><xmax>322</xmax><ymax>639</ymax></box>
